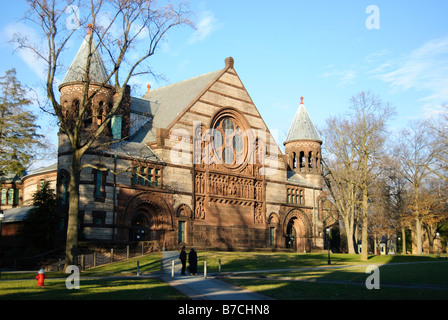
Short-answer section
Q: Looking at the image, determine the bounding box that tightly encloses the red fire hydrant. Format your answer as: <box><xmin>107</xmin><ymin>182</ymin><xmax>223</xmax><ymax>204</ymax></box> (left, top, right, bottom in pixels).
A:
<box><xmin>36</xmin><ymin>268</ymin><xmax>46</xmax><ymax>287</ymax></box>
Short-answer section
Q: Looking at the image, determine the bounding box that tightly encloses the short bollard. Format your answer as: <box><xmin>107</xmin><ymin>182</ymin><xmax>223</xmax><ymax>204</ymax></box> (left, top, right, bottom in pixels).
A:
<box><xmin>171</xmin><ymin>260</ymin><xmax>175</xmax><ymax>279</ymax></box>
<box><xmin>204</xmin><ymin>261</ymin><xmax>207</xmax><ymax>279</ymax></box>
<box><xmin>218</xmin><ymin>259</ymin><xmax>221</xmax><ymax>273</ymax></box>
<box><xmin>137</xmin><ymin>261</ymin><xmax>140</xmax><ymax>276</ymax></box>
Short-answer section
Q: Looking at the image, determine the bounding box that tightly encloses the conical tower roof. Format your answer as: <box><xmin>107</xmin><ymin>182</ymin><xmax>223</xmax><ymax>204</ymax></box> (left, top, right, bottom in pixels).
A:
<box><xmin>61</xmin><ymin>25</ymin><xmax>111</xmax><ymax>87</ymax></box>
<box><xmin>284</xmin><ymin>97</ymin><xmax>321</xmax><ymax>144</ymax></box>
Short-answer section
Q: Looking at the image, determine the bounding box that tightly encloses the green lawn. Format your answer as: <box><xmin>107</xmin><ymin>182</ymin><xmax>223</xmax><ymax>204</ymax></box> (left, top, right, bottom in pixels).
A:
<box><xmin>0</xmin><ymin>277</ymin><xmax>187</xmax><ymax>300</ymax></box>
<box><xmin>0</xmin><ymin>252</ymin><xmax>186</xmax><ymax>300</ymax></box>
<box><xmin>1</xmin><ymin>251</ymin><xmax>447</xmax><ymax>300</ymax></box>
<box><xmin>196</xmin><ymin>251</ymin><xmax>448</xmax><ymax>299</ymax></box>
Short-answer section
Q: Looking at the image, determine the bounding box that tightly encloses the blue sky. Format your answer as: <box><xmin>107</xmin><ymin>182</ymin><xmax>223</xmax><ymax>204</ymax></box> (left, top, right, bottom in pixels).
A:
<box><xmin>1</xmin><ymin>1</ymin><xmax>448</xmax><ymax>163</ymax></box>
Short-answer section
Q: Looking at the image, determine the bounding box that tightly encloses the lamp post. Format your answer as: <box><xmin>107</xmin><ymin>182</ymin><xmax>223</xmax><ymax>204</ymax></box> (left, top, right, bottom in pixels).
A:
<box><xmin>0</xmin><ymin>210</ymin><xmax>4</xmax><ymax>252</ymax></box>
<box><xmin>326</xmin><ymin>228</ymin><xmax>331</xmax><ymax>265</ymax></box>
<box><xmin>0</xmin><ymin>210</ymin><xmax>4</xmax><ymax>237</ymax></box>
<box><xmin>436</xmin><ymin>232</ymin><xmax>440</xmax><ymax>257</ymax></box>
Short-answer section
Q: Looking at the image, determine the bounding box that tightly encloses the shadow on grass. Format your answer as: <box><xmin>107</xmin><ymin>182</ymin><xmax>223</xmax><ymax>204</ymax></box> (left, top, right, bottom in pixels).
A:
<box><xmin>0</xmin><ymin>278</ymin><xmax>188</xmax><ymax>300</ymax></box>
<box><xmin>220</xmin><ymin>254</ymin><xmax>448</xmax><ymax>300</ymax></box>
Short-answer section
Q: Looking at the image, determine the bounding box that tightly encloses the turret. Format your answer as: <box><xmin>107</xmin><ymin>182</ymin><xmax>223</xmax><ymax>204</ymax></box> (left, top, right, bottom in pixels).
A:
<box><xmin>58</xmin><ymin>24</ymin><xmax>130</xmax><ymax>143</ymax></box>
<box><xmin>284</xmin><ymin>97</ymin><xmax>322</xmax><ymax>187</ymax></box>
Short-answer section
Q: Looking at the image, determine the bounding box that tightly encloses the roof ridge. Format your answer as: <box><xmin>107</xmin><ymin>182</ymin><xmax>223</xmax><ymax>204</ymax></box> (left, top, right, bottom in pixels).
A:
<box><xmin>141</xmin><ymin>69</ymin><xmax>222</xmax><ymax>99</ymax></box>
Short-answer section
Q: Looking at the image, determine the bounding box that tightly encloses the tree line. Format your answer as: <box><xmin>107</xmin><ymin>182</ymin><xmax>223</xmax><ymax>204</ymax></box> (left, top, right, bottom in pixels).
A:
<box><xmin>321</xmin><ymin>91</ymin><xmax>448</xmax><ymax>259</ymax></box>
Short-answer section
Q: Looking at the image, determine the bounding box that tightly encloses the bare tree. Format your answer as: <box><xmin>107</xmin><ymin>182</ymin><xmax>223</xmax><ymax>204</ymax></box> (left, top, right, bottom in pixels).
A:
<box><xmin>12</xmin><ymin>0</ymin><xmax>192</xmax><ymax>268</ymax></box>
<box><xmin>322</xmin><ymin>92</ymin><xmax>394</xmax><ymax>260</ymax></box>
<box><xmin>349</xmin><ymin>92</ymin><xmax>394</xmax><ymax>261</ymax></box>
<box><xmin>383</xmin><ymin>157</ymin><xmax>411</xmax><ymax>254</ymax></box>
<box><xmin>322</xmin><ymin>117</ymin><xmax>361</xmax><ymax>254</ymax></box>
<box><xmin>394</xmin><ymin>120</ymin><xmax>438</xmax><ymax>254</ymax></box>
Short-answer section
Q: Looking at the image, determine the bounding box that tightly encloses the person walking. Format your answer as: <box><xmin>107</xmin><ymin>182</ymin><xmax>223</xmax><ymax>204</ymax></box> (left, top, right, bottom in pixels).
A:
<box><xmin>188</xmin><ymin>248</ymin><xmax>198</xmax><ymax>275</ymax></box>
<box><xmin>179</xmin><ymin>246</ymin><xmax>187</xmax><ymax>275</ymax></box>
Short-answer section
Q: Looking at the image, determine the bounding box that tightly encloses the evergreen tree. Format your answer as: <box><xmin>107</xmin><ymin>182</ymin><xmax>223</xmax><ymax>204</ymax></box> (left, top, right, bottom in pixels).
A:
<box><xmin>21</xmin><ymin>182</ymin><xmax>60</xmax><ymax>253</ymax></box>
<box><xmin>0</xmin><ymin>69</ymin><xmax>43</xmax><ymax>177</ymax></box>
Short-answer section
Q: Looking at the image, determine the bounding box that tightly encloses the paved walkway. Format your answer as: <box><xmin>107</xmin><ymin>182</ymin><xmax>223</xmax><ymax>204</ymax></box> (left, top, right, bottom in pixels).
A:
<box><xmin>160</xmin><ymin>251</ymin><xmax>273</xmax><ymax>300</ymax></box>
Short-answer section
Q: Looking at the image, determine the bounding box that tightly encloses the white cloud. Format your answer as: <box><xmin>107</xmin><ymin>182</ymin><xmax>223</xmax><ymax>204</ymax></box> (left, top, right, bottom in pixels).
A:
<box><xmin>373</xmin><ymin>36</ymin><xmax>448</xmax><ymax>113</ymax></box>
<box><xmin>3</xmin><ymin>22</ymin><xmax>48</xmax><ymax>80</ymax></box>
<box><xmin>188</xmin><ymin>11</ymin><xmax>218</xmax><ymax>44</ymax></box>
<box><xmin>322</xmin><ymin>69</ymin><xmax>358</xmax><ymax>87</ymax></box>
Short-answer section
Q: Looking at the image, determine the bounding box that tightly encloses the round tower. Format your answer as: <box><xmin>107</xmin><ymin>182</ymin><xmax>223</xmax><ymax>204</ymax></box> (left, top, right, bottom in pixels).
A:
<box><xmin>58</xmin><ymin>25</ymin><xmax>115</xmax><ymax>151</ymax></box>
<box><xmin>284</xmin><ymin>97</ymin><xmax>322</xmax><ymax>187</ymax></box>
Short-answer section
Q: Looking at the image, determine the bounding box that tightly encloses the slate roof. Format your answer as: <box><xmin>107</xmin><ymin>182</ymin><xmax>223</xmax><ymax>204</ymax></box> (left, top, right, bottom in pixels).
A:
<box><xmin>287</xmin><ymin>170</ymin><xmax>319</xmax><ymax>188</ymax></box>
<box><xmin>25</xmin><ymin>163</ymin><xmax>58</xmax><ymax>178</ymax></box>
<box><xmin>285</xmin><ymin>101</ymin><xmax>321</xmax><ymax>144</ymax></box>
<box><xmin>2</xmin><ymin>206</ymin><xmax>34</xmax><ymax>223</ymax></box>
<box><xmin>109</xmin><ymin>141</ymin><xmax>161</xmax><ymax>162</ymax></box>
<box><xmin>130</xmin><ymin>70</ymin><xmax>222</xmax><ymax>143</ymax></box>
<box><xmin>61</xmin><ymin>34</ymin><xmax>111</xmax><ymax>86</ymax></box>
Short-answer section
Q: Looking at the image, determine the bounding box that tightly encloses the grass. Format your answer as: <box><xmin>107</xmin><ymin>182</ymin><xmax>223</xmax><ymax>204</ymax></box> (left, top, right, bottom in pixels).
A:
<box><xmin>0</xmin><ymin>252</ymin><xmax>187</xmax><ymax>300</ymax></box>
<box><xmin>195</xmin><ymin>251</ymin><xmax>448</xmax><ymax>299</ymax></box>
<box><xmin>1</xmin><ymin>251</ymin><xmax>447</xmax><ymax>300</ymax></box>
<box><xmin>0</xmin><ymin>278</ymin><xmax>187</xmax><ymax>300</ymax></box>
<box><xmin>209</xmin><ymin>253</ymin><xmax>448</xmax><ymax>300</ymax></box>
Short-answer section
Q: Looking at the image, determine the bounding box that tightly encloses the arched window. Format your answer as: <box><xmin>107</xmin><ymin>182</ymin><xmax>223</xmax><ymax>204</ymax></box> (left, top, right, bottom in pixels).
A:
<box><xmin>299</xmin><ymin>151</ymin><xmax>305</xmax><ymax>170</ymax></box>
<box><xmin>84</xmin><ymin>103</ymin><xmax>93</xmax><ymax>127</ymax></box>
<box><xmin>316</xmin><ymin>152</ymin><xmax>320</xmax><ymax>172</ymax></box>
<box><xmin>93</xmin><ymin>168</ymin><xmax>108</xmax><ymax>202</ymax></box>
<box><xmin>97</xmin><ymin>101</ymin><xmax>104</xmax><ymax>125</ymax></box>
<box><xmin>213</xmin><ymin>117</ymin><xmax>245</xmax><ymax>166</ymax></box>
<box><xmin>61</xmin><ymin>176</ymin><xmax>68</xmax><ymax>205</ymax></box>
<box><xmin>308</xmin><ymin>151</ymin><xmax>313</xmax><ymax>172</ymax></box>
<box><xmin>292</xmin><ymin>152</ymin><xmax>297</xmax><ymax>169</ymax></box>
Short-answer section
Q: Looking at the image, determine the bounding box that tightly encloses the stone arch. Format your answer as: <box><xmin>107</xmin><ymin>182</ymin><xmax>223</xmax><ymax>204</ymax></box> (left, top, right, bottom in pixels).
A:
<box><xmin>176</xmin><ymin>204</ymin><xmax>192</xmax><ymax>245</ymax></box>
<box><xmin>268</xmin><ymin>212</ymin><xmax>280</xmax><ymax>225</ymax></box>
<box><xmin>267</xmin><ymin>212</ymin><xmax>280</xmax><ymax>247</ymax></box>
<box><xmin>123</xmin><ymin>192</ymin><xmax>174</xmax><ymax>242</ymax></box>
<box><xmin>176</xmin><ymin>204</ymin><xmax>193</xmax><ymax>219</ymax></box>
<box><xmin>283</xmin><ymin>209</ymin><xmax>312</xmax><ymax>252</ymax></box>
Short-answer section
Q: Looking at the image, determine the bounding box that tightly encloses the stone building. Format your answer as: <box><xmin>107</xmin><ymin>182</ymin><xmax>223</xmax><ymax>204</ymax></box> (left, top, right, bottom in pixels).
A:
<box><xmin>0</xmin><ymin>164</ymin><xmax>58</xmax><ymax>247</ymax></box>
<box><xmin>2</xmin><ymin>32</ymin><xmax>332</xmax><ymax>252</ymax></box>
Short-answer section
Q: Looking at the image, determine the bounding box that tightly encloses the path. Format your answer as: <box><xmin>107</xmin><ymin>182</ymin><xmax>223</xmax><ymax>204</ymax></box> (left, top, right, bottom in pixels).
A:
<box><xmin>161</xmin><ymin>251</ymin><xmax>273</xmax><ymax>300</ymax></box>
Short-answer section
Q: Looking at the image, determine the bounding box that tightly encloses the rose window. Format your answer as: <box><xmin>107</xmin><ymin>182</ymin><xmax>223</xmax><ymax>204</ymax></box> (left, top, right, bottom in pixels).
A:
<box><xmin>213</xmin><ymin>117</ymin><xmax>245</xmax><ymax>165</ymax></box>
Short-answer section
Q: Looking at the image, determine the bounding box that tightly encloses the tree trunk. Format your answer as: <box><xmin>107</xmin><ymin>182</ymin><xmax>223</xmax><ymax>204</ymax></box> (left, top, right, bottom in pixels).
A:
<box><xmin>401</xmin><ymin>228</ymin><xmax>407</xmax><ymax>254</ymax></box>
<box><xmin>64</xmin><ymin>151</ymin><xmax>82</xmax><ymax>270</ymax></box>
<box><xmin>343</xmin><ymin>215</ymin><xmax>356</xmax><ymax>254</ymax></box>
<box><xmin>360</xmin><ymin>189</ymin><xmax>369</xmax><ymax>261</ymax></box>
<box><xmin>415</xmin><ymin>217</ymin><xmax>423</xmax><ymax>255</ymax></box>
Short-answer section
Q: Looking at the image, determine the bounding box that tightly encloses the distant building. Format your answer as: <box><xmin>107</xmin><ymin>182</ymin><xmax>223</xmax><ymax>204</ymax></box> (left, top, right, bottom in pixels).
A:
<box><xmin>0</xmin><ymin>164</ymin><xmax>57</xmax><ymax>246</ymax></box>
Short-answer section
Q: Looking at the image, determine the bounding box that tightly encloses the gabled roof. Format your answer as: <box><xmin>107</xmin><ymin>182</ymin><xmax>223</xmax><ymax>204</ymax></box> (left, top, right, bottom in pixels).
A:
<box><xmin>130</xmin><ymin>69</ymin><xmax>222</xmax><ymax>143</ymax></box>
<box><xmin>285</xmin><ymin>98</ymin><xmax>321</xmax><ymax>144</ymax></box>
<box><xmin>61</xmin><ymin>33</ymin><xmax>111</xmax><ymax>86</ymax></box>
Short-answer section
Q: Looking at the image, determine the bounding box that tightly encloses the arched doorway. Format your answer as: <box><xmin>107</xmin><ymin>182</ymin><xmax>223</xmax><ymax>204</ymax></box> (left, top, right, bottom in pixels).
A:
<box><xmin>121</xmin><ymin>192</ymin><xmax>174</xmax><ymax>243</ymax></box>
<box><xmin>130</xmin><ymin>211</ymin><xmax>151</xmax><ymax>241</ymax></box>
<box><xmin>283</xmin><ymin>209</ymin><xmax>312</xmax><ymax>252</ymax></box>
<box><xmin>285</xmin><ymin>220</ymin><xmax>297</xmax><ymax>249</ymax></box>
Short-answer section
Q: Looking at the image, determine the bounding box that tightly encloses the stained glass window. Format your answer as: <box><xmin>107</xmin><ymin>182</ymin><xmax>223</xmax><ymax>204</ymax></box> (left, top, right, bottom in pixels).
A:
<box><xmin>213</xmin><ymin>117</ymin><xmax>245</xmax><ymax>165</ymax></box>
